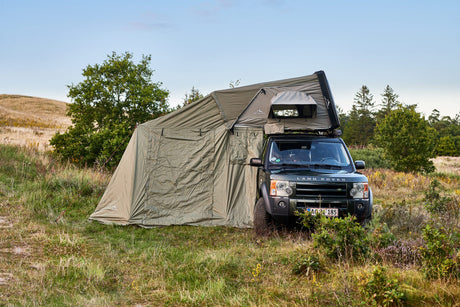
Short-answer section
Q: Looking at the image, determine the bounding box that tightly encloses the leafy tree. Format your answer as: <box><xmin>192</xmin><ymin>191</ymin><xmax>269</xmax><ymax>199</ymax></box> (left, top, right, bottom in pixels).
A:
<box><xmin>182</xmin><ymin>86</ymin><xmax>204</xmax><ymax>107</ymax></box>
<box><xmin>342</xmin><ymin>85</ymin><xmax>376</xmax><ymax>146</ymax></box>
<box><xmin>50</xmin><ymin>52</ymin><xmax>170</xmax><ymax>169</ymax></box>
<box><xmin>375</xmin><ymin>105</ymin><xmax>436</xmax><ymax>173</ymax></box>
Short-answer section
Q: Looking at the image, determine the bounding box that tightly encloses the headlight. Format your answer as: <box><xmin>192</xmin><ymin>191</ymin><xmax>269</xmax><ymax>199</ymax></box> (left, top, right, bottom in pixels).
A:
<box><xmin>270</xmin><ymin>180</ymin><xmax>293</xmax><ymax>197</ymax></box>
<box><xmin>350</xmin><ymin>183</ymin><xmax>369</xmax><ymax>199</ymax></box>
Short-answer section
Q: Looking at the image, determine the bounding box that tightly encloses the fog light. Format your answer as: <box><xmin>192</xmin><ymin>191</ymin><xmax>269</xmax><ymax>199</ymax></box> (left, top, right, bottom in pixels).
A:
<box><xmin>357</xmin><ymin>203</ymin><xmax>364</xmax><ymax>210</ymax></box>
<box><xmin>278</xmin><ymin>201</ymin><xmax>286</xmax><ymax>208</ymax></box>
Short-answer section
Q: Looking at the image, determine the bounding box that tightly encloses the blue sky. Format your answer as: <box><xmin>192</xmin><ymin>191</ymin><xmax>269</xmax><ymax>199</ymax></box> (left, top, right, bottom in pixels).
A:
<box><xmin>1</xmin><ymin>0</ymin><xmax>459</xmax><ymax>117</ymax></box>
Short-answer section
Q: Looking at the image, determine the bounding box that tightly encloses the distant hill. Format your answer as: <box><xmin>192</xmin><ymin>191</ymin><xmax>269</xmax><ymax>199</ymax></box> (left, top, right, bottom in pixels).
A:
<box><xmin>0</xmin><ymin>94</ymin><xmax>70</xmax><ymax>127</ymax></box>
<box><xmin>0</xmin><ymin>94</ymin><xmax>71</xmax><ymax>150</ymax></box>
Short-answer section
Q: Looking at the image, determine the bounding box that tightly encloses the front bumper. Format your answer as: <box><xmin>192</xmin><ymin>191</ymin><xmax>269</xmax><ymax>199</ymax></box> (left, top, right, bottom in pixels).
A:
<box><xmin>268</xmin><ymin>196</ymin><xmax>372</xmax><ymax>223</ymax></box>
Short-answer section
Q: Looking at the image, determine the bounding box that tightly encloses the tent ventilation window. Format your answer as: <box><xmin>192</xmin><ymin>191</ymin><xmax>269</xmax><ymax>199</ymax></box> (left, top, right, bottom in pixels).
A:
<box><xmin>269</xmin><ymin>91</ymin><xmax>317</xmax><ymax>119</ymax></box>
<box><xmin>271</xmin><ymin>105</ymin><xmax>317</xmax><ymax>118</ymax></box>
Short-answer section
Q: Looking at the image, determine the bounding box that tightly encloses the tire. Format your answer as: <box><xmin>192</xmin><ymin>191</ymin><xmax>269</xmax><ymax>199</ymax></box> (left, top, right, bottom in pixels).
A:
<box><xmin>253</xmin><ymin>198</ymin><xmax>272</xmax><ymax>236</ymax></box>
<box><xmin>358</xmin><ymin>216</ymin><xmax>372</xmax><ymax>227</ymax></box>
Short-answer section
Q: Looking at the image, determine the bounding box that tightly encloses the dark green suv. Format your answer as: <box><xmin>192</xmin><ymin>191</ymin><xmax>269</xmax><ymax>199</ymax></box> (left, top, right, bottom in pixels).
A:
<box><xmin>250</xmin><ymin>134</ymin><xmax>372</xmax><ymax>233</ymax></box>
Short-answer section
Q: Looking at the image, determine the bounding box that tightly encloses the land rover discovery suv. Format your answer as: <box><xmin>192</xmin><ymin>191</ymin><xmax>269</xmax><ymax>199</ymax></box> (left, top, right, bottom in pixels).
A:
<box><xmin>250</xmin><ymin>134</ymin><xmax>372</xmax><ymax>233</ymax></box>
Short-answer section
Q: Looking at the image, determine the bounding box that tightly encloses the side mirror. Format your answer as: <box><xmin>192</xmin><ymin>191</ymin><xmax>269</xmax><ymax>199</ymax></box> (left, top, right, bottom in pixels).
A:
<box><xmin>250</xmin><ymin>158</ymin><xmax>264</xmax><ymax>167</ymax></box>
<box><xmin>355</xmin><ymin>160</ymin><xmax>365</xmax><ymax>170</ymax></box>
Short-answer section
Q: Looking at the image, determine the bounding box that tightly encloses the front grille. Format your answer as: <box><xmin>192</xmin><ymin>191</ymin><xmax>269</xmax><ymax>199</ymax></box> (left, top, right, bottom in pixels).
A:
<box><xmin>295</xmin><ymin>182</ymin><xmax>347</xmax><ymax>200</ymax></box>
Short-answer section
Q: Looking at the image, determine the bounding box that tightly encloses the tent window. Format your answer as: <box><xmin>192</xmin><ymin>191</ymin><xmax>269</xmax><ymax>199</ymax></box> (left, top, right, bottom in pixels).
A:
<box><xmin>272</xmin><ymin>106</ymin><xmax>299</xmax><ymax>117</ymax></box>
<box><xmin>271</xmin><ymin>104</ymin><xmax>316</xmax><ymax>119</ymax></box>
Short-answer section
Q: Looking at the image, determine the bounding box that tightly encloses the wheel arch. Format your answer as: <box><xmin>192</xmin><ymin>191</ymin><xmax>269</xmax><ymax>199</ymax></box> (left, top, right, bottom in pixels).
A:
<box><xmin>259</xmin><ymin>182</ymin><xmax>273</xmax><ymax>215</ymax></box>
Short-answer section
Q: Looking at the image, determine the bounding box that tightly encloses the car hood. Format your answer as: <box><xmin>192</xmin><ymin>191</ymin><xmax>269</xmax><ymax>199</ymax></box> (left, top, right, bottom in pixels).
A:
<box><xmin>269</xmin><ymin>169</ymin><xmax>368</xmax><ymax>183</ymax></box>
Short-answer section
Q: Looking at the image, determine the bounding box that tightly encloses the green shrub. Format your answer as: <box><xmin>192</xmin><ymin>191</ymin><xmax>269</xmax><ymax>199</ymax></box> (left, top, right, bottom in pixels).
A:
<box><xmin>359</xmin><ymin>266</ymin><xmax>406</xmax><ymax>306</ymax></box>
<box><xmin>349</xmin><ymin>147</ymin><xmax>391</xmax><ymax>169</ymax></box>
<box><xmin>367</xmin><ymin>218</ymin><xmax>396</xmax><ymax>250</ymax></box>
<box><xmin>311</xmin><ymin>215</ymin><xmax>370</xmax><ymax>263</ymax></box>
<box><xmin>424</xmin><ymin>178</ymin><xmax>459</xmax><ymax>229</ymax></box>
<box><xmin>293</xmin><ymin>252</ymin><xmax>324</xmax><ymax>277</ymax></box>
<box><xmin>375</xmin><ymin>106</ymin><xmax>436</xmax><ymax>173</ymax></box>
<box><xmin>295</xmin><ymin>210</ymin><xmax>322</xmax><ymax>238</ymax></box>
<box><xmin>420</xmin><ymin>224</ymin><xmax>459</xmax><ymax>280</ymax></box>
<box><xmin>424</xmin><ymin>179</ymin><xmax>450</xmax><ymax>215</ymax></box>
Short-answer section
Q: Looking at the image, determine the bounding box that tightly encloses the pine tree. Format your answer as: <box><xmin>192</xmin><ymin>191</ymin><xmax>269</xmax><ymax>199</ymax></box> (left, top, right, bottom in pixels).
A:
<box><xmin>342</xmin><ymin>85</ymin><xmax>376</xmax><ymax>146</ymax></box>
<box><xmin>376</xmin><ymin>85</ymin><xmax>400</xmax><ymax>122</ymax></box>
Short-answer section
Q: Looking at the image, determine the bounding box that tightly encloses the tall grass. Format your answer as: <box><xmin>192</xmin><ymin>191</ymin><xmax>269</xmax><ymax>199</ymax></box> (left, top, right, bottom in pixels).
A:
<box><xmin>0</xmin><ymin>144</ymin><xmax>458</xmax><ymax>306</ymax></box>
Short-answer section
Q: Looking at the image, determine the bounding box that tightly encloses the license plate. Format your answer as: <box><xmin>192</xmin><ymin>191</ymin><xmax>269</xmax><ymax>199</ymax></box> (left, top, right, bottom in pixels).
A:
<box><xmin>306</xmin><ymin>208</ymin><xmax>339</xmax><ymax>217</ymax></box>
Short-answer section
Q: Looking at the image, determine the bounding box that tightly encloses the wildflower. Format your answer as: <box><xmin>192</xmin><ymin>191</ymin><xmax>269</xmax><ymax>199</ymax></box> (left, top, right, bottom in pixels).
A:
<box><xmin>251</xmin><ymin>263</ymin><xmax>261</xmax><ymax>282</ymax></box>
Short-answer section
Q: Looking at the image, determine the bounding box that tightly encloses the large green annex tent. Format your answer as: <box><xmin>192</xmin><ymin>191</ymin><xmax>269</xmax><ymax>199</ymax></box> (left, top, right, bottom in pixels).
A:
<box><xmin>89</xmin><ymin>71</ymin><xmax>339</xmax><ymax>228</ymax></box>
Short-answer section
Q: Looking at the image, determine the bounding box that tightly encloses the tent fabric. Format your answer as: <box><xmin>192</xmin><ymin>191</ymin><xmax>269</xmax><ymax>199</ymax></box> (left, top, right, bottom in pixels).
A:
<box><xmin>89</xmin><ymin>71</ymin><xmax>338</xmax><ymax>228</ymax></box>
<box><xmin>271</xmin><ymin>91</ymin><xmax>316</xmax><ymax>106</ymax></box>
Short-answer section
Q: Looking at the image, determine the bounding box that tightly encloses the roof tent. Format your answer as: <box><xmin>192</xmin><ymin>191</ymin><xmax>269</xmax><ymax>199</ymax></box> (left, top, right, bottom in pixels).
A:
<box><xmin>233</xmin><ymin>71</ymin><xmax>339</xmax><ymax>134</ymax></box>
<box><xmin>89</xmin><ymin>71</ymin><xmax>340</xmax><ymax>227</ymax></box>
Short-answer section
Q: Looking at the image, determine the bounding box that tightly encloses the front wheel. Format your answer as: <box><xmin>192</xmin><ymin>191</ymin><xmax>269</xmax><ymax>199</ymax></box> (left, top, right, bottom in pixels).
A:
<box><xmin>253</xmin><ymin>198</ymin><xmax>272</xmax><ymax>236</ymax></box>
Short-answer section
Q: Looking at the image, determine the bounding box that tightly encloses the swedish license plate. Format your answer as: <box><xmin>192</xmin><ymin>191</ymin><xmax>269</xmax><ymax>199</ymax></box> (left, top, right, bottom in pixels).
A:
<box><xmin>306</xmin><ymin>208</ymin><xmax>339</xmax><ymax>217</ymax></box>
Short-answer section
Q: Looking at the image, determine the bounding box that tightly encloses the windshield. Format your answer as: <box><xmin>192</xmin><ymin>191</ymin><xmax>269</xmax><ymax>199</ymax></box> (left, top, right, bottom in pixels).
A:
<box><xmin>268</xmin><ymin>139</ymin><xmax>352</xmax><ymax>171</ymax></box>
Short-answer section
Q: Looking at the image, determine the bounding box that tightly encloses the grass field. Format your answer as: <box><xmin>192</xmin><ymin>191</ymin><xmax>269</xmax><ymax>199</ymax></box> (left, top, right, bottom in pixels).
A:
<box><xmin>0</xmin><ymin>144</ymin><xmax>458</xmax><ymax>306</ymax></box>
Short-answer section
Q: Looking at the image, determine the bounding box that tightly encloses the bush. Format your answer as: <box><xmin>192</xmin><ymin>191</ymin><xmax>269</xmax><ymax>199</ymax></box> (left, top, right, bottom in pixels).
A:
<box><xmin>375</xmin><ymin>106</ymin><xmax>436</xmax><ymax>173</ymax></box>
<box><xmin>295</xmin><ymin>210</ymin><xmax>322</xmax><ymax>238</ymax></box>
<box><xmin>420</xmin><ymin>224</ymin><xmax>459</xmax><ymax>280</ymax></box>
<box><xmin>367</xmin><ymin>217</ymin><xmax>396</xmax><ymax>250</ymax></box>
<box><xmin>424</xmin><ymin>179</ymin><xmax>450</xmax><ymax>215</ymax></box>
<box><xmin>292</xmin><ymin>252</ymin><xmax>324</xmax><ymax>277</ymax></box>
<box><xmin>424</xmin><ymin>178</ymin><xmax>460</xmax><ymax>228</ymax></box>
<box><xmin>311</xmin><ymin>215</ymin><xmax>370</xmax><ymax>263</ymax></box>
<box><xmin>359</xmin><ymin>266</ymin><xmax>406</xmax><ymax>306</ymax></box>
<box><xmin>349</xmin><ymin>147</ymin><xmax>391</xmax><ymax>169</ymax></box>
